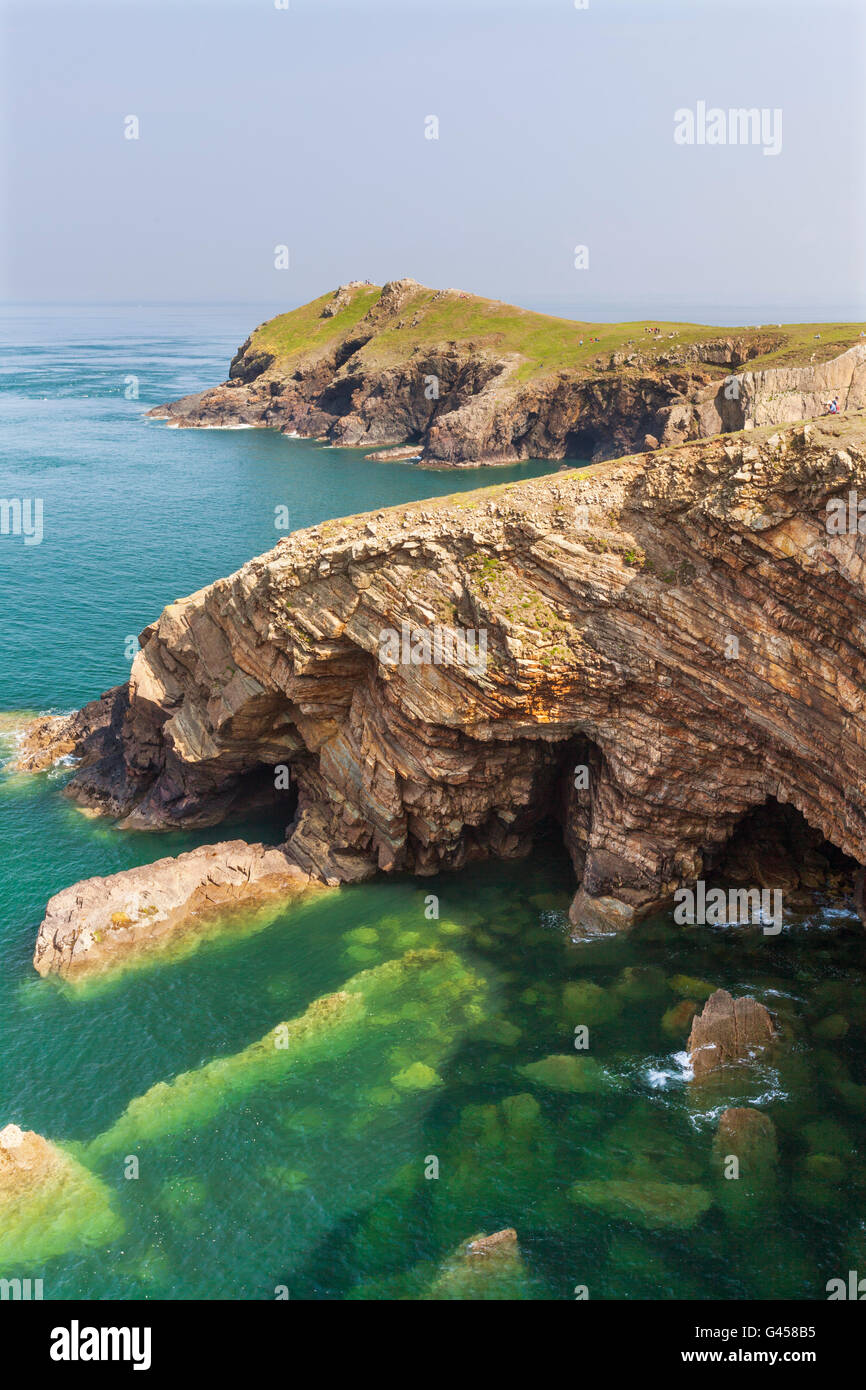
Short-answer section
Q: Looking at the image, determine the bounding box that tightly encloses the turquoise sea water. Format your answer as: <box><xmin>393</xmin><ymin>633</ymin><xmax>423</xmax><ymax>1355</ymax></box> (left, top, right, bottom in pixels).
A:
<box><xmin>2</xmin><ymin>307</ymin><xmax>866</xmax><ymax>1301</ymax></box>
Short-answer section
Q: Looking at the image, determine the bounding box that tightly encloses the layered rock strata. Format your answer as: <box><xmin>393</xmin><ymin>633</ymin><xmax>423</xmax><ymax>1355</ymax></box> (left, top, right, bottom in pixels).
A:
<box><xmin>19</xmin><ymin>415</ymin><xmax>866</xmax><ymax>938</ymax></box>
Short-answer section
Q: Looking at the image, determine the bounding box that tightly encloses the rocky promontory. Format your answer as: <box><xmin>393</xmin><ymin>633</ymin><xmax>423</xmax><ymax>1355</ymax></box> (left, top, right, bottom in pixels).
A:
<box><xmin>147</xmin><ymin>279</ymin><xmax>866</xmax><ymax>465</ymax></box>
<box><xmin>19</xmin><ymin>414</ymin><xmax>866</xmax><ymax>939</ymax></box>
<box><xmin>33</xmin><ymin>840</ymin><xmax>325</xmax><ymax>979</ymax></box>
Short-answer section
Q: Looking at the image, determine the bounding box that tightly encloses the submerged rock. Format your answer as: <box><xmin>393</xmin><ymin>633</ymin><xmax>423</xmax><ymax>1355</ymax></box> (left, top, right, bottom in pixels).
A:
<box><xmin>614</xmin><ymin>965</ymin><xmax>668</xmax><ymax>1002</ymax></box>
<box><xmin>605</xmin><ymin>1231</ymin><xmax>701</xmax><ymax>1299</ymax></box>
<box><xmin>713</xmin><ymin>1107</ymin><xmax>778</xmax><ymax>1172</ymax></box>
<box><xmin>661</xmin><ymin>998</ymin><xmax>699</xmax><ymax>1038</ymax></box>
<box><xmin>712</xmin><ymin>1107</ymin><xmax>778</xmax><ymax>1225</ymax></box>
<box><xmin>578</xmin><ymin>1101</ymin><xmax>704</xmax><ymax>1186</ymax></box>
<box><xmin>470</xmin><ymin>1016</ymin><xmax>522</xmax><ymax>1046</ymax></box>
<box><xmin>668</xmin><ymin>974</ymin><xmax>716</xmax><ymax>1001</ymax></box>
<box><xmin>427</xmin><ymin>1229</ymin><xmax>528</xmax><ymax>1300</ymax></box>
<box><xmin>87</xmin><ymin>949</ymin><xmax>485</xmax><ymax>1158</ymax></box>
<box><xmin>518</xmin><ymin>1053</ymin><xmax>611</xmax><ymax>1093</ymax></box>
<box><xmin>568</xmin><ymin>1178</ymin><xmax>712</xmax><ymax>1230</ymax></box>
<box><xmin>33</xmin><ymin>840</ymin><xmax>326</xmax><ymax>979</ymax></box>
<box><xmin>0</xmin><ymin>1123</ymin><xmax>121</xmax><ymax>1265</ymax></box>
<box><xmin>561</xmin><ymin>980</ymin><xmax>622</xmax><ymax>1027</ymax></box>
<box><xmin>793</xmin><ymin>1151</ymin><xmax>847</xmax><ymax>1211</ymax></box>
<box><xmin>812</xmin><ymin>1013</ymin><xmax>849</xmax><ymax>1041</ymax></box>
<box><xmin>431</xmin><ymin>1093</ymin><xmax>562</xmax><ymax>1250</ymax></box>
<box><xmin>390</xmin><ymin>1061</ymin><xmax>442</xmax><ymax>1091</ymax></box>
<box><xmin>687</xmin><ymin>989</ymin><xmax>777</xmax><ymax>1079</ymax></box>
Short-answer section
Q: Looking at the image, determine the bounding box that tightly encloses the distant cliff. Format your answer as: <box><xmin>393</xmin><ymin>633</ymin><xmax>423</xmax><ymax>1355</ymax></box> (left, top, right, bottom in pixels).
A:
<box><xmin>149</xmin><ymin>279</ymin><xmax>866</xmax><ymax>465</ymax></box>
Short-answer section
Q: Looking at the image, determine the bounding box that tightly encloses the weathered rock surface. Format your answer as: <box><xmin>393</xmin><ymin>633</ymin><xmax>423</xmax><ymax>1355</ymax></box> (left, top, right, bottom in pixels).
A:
<box><xmin>20</xmin><ymin>415</ymin><xmax>866</xmax><ymax>937</ymax></box>
<box><xmin>464</xmin><ymin>1227</ymin><xmax>519</xmax><ymax>1256</ymax></box>
<box><xmin>13</xmin><ymin>687</ymin><xmax>125</xmax><ymax>775</ymax></box>
<box><xmin>147</xmin><ymin>280</ymin><xmax>866</xmax><ymax>466</ymax></box>
<box><xmin>688</xmin><ymin>990</ymin><xmax>777</xmax><ymax>1079</ymax></box>
<box><xmin>0</xmin><ymin>1123</ymin><xmax>62</xmax><ymax>1186</ymax></box>
<box><xmin>34</xmin><ymin>840</ymin><xmax>325</xmax><ymax>978</ymax></box>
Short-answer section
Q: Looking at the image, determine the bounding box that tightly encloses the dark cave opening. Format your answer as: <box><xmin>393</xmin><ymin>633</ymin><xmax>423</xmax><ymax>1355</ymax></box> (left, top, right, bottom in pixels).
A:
<box><xmin>563</xmin><ymin>426</ymin><xmax>605</xmax><ymax>463</ymax></box>
<box><xmin>220</xmin><ymin>762</ymin><xmax>299</xmax><ymax>844</ymax></box>
<box><xmin>706</xmin><ymin>797</ymin><xmax>858</xmax><ymax>902</ymax></box>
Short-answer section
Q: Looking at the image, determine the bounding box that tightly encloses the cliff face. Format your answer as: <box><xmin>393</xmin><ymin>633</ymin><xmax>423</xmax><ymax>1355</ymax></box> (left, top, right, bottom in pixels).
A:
<box><xmin>26</xmin><ymin>414</ymin><xmax>866</xmax><ymax>936</ymax></box>
<box><xmin>149</xmin><ymin>279</ymin><xmax>866</xmax><ymax>465</ymax></box>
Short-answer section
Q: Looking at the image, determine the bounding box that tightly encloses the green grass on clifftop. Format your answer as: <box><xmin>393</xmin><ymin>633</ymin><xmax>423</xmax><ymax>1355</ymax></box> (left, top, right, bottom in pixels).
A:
<box><xmin>250</xmin><ymin>281</ymin><xmax>866</xmax><ymax>384</ymax></box>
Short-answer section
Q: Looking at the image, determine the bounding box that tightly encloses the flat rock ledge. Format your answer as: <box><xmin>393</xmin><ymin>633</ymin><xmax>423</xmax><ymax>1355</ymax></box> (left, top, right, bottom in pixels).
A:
<box><xmin>34</xmin><ymin>840</ymin><xmax>326</xmax><ymax>979</ymax></box>
<box><xmin>687</xmin><ymin>989</ymin><xmax>777</xmax><ymax>1079</ymax></box>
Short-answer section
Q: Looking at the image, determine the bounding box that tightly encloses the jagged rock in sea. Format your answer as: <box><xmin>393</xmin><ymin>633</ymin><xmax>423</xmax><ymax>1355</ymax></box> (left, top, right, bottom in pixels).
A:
<box><xmin>18</xmin><ymin>415</ymin><xmax>866</xmax><ymax>943</ymax></box>
<box><xmin>688</xmin><ymin>991</ymin><xmax>777</xmax><ymax>1080</ymax></box>
<box><xmin>145</xmin><ymin>279</ymin><xmax>866</xmax><ymax>466</ymax></box>
<box><xmin>33</xmin><ymin>840</ymin><xmax>326</xmax><ymax>979</ymax></box>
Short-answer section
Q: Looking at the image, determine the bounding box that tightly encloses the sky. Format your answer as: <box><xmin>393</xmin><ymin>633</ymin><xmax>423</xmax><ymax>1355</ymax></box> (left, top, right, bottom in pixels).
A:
<box><xmin>1</xmin><ymin>0</ymin><xmax>864</xmax><ymax>324</ymax></box>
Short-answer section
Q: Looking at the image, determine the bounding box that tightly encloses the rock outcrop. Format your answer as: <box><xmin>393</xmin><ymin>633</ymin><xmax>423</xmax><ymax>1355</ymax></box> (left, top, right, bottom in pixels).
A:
<box><xmin>33</xmin><ymin>840</ymin><xmax>325</xmax><ymax>979</ymax></box>
<box><xmin>147</xmin><ymin>280</ymin><xmax>866</xmax><ymax>466</ymax></box>
<box><xmin>19</xmin><ymin>415</ymin><xmax>866</xmax><ymax>938</ymax></box>
<box><xmin>14</xmin><ymin>687</ymin><xmax>124</xmax><ymax>775</ymax></box>
<box><xmin>688</xmin><ymin>991</ymin><xmax>777</xmax><ymax>1079</ymax></box>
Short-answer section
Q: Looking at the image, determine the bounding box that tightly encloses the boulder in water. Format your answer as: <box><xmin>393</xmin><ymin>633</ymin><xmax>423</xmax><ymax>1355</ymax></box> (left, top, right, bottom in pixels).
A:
<box><xmin>688</xmin><ymin>989</ymin><xmax>777</xmax><ymax>1079</ymax></box>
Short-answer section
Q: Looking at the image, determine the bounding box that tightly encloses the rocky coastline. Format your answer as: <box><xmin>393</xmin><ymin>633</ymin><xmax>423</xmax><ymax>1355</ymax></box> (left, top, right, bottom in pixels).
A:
<box><xmin>147</xmin><ymin>279</ymin><xmax>866</xmax><ymax>466</ymax></box>
<box><xmin>16</xmin><ymin>412</ymin><xmax>866</xmax><ymax>950</ymax></box>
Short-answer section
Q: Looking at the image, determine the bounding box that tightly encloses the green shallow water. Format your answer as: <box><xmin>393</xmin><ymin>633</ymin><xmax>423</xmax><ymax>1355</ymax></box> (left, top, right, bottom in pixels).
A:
<box><xmin>2</xmin><ymin>307</ymin><xmax>866</xmax><ymax>1300</ymax></box>
<box><xmin>3</xmin><ymin>801</ymin><xmax>866</xmax><ymax>1301</ymax></box>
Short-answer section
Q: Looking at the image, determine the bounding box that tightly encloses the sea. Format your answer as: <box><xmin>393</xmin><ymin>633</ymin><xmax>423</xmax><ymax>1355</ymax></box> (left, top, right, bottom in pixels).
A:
<box><xmin>0</xmin><ymin>303</ymin><xmax>863</xmax><ymax>1300</ymax></box>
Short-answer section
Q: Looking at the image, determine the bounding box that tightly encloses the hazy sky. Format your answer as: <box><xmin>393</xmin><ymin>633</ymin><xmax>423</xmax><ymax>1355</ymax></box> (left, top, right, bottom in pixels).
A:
<box><xmin>2</xmin><ymin>0</ymin><xmax>864</xmax><ymax>322</ymax></box>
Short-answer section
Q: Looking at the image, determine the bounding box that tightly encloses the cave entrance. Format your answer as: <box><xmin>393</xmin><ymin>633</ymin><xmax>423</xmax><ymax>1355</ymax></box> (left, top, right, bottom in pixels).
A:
<box><xmin>563</xmin><ymin>427</ymin><xmax>605</xmax><ymax>464</ymax></box>
<box><xmin>221</xmin><ymin>761</ymin><xmax>299</xmax><ymax>845</ymax></box>
<box><xmin>705</xmin><ymin>797</ymin><xmax>858</xmax><ymax>904</ymax></box>
<box><xmin>547</xmin><ymin>733</ymin><xmax>604</xmax><ymax>888</ymax></box>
